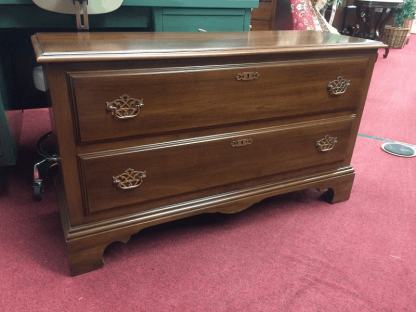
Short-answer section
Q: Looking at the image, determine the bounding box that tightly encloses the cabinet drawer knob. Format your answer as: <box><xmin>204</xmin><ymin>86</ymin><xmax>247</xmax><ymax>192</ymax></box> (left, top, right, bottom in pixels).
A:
<box><xmin>106</xmin><ymin>94</ymin><xmax>144</xmax><ymax>119</ymax></box>
<box><xmin>113</xmin><ymin>168</ymin><xmax>146</xmax><ymax>190</ymax></box>
<box><xmin>236</xmin><ymin>72</ymin><xmax>260</xmax><ymax>81</ymax></box>
<box><xmin>327</xmin><ymin>76</ymin><xmax>350</xmax><ymax>95</ymax></box>
<box><xmin>316</xmin><ymin>135</ymin><xmax>338</xmax><ymax>152</ymax></box>
<box><xmin>231</xmin><ymin>138</ymin><xmax>253</xmax><ymax>148</ymax></box>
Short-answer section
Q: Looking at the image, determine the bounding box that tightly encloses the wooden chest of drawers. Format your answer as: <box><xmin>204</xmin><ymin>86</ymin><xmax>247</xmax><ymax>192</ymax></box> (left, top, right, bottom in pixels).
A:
<box><xmin>31</xmin><ymin>31</ymin><xmax>385</xmax><ymax>276</ymax></box>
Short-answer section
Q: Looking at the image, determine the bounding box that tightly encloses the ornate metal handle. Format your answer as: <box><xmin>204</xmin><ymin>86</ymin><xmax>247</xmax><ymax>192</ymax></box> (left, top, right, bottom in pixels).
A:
<box><xmin>327</xmin><ymin>76</ymin><xmax>350</xmax><ymax>95</ymax></box>
<box><xmin>316</xmin><ymin>135</ymin><xmax>338</xmax><ymax>152</ymax></box>
<box><xmin>236</xmin><ymin>72</ymin><xmax>260</xmax><ymax>81</ymax></box>
<box><xmin>113</xmin><ymin>168</ymin><xmax>146</xmax><ymax>190</ymax></box>
<box><xmin>106</xmin><ymin>94</ymin><xmax>144</xmax><ymax>119</ymax></box>
<box><xmin>231</xmin><ymin>138</ymin><xmax>253</xmax><ymax>148</ymax></box>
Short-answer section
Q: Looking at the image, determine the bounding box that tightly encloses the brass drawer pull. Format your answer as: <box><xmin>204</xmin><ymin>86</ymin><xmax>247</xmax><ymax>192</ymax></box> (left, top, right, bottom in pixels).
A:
<box><xmin>231</xmin><ymin>138</ymin><xmax>253</xmax><ymax>148</ymax></box>
<box><xmin>106</xmin><ymin>94</ymin><xmax>144</xmax><ymax>119</ymax></box>
<box><xmin>316</xmin><ymin>135</ymin><xmax>338</xmax><ymax>152</ymax></box>
<box><xmin>236</xmin><ymin>72</ymin><xmax>260</xmax><ymax>81</ymax></box>
<box><xmin>113</xmin><ymin>168</ymin><xmax>146</xmax><ymax>190</ymax></box>
<box><xmin>327</xmin><ymin>76</ymin><xmax>350</xmax><ymax>95</ymax></box>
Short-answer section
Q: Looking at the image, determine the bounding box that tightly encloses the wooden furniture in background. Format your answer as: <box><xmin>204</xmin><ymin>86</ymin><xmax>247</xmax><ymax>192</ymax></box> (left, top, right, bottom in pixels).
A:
<box><xmin>354</xmin><ymin>0</ymin><xmax>403</xmax><ymax>40</ymax></box>
<box><xmin>354</xmin><ymin>0</ymin><xmax>403</xmax><ymax>58</ymax></box>
<box><xmin>250</xmin><ymin>0</ymin><xmax>277</xmax><ymax>30</ymax></box>
<box><xmin>31</xmin><ymin>31</ymin><xmax>385</xmax><ymax>276</ymax></box>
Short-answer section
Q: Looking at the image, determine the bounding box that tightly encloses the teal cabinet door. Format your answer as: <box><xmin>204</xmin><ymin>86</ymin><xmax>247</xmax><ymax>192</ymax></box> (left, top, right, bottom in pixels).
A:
<box><xmin>153</xmin><ymin>8</ymin><xmax>252</xmax><ymax>32</ymax></box>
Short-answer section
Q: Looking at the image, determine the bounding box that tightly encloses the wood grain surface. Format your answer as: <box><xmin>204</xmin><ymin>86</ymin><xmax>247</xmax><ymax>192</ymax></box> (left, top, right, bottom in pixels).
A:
<box><xmin>32</xmin><ymin>31</ymin><xmax>382</xmax><ymax>275</ymax></box>
<box><xmin>31</xmin><ymin>31</ymin><xmax>386</xmax><ymax>63</ymax></box>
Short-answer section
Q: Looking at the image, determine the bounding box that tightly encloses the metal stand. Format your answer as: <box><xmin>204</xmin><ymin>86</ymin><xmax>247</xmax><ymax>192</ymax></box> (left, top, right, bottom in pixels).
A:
<box><xmin>75</xmin><ymin>0</ymin><xmax>90</xmax><ymax>30</ymax></box>
<box><xmin>30</xmin><ymin>0</ymin><xmax>123</xmax><ymax>200</ymax></box>
<box><xmin>31</xmin><ymin>1</ymin><xmax>88</xmax><ymax>200</ymax></box>
<box><xmin>32</xmin><ymin>0</ymin><xmax>123</xmax><ymax>30</ymax></box>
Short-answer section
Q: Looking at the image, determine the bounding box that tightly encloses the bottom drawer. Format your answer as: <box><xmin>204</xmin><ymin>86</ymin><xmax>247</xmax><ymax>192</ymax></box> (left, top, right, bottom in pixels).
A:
<box><xmin>78</xmin><ymin>116</ymin><xmax>354</xmax><ymax>214</ymax></box>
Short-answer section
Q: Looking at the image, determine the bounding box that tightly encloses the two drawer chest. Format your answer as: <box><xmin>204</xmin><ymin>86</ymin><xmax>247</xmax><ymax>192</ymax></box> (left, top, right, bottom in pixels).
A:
<box><xmin>31</xmin><ymin>31</ymin><xmax>385</xmax><ymax>276</ymax></box>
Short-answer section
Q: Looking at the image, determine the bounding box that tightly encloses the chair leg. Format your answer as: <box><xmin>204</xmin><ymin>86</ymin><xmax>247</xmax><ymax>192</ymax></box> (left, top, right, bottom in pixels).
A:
<box><xmin>33</xmin><ymin>158</ymin><xmax>57</xmax><ymax>200</ymax></box>
<box><xmin>383</xmin><ymin>47</ymin><xmax>389</xmax><ymax>58</ymax></box>
<box><xmin>33</xmin><ymin>132</ymin><xmax>58</xmax><ymax>201</ymax></box>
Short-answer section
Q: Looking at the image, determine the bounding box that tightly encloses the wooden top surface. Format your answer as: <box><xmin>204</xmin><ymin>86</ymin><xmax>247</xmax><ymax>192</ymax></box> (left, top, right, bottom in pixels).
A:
<box><xmin>31</xmin><ymin>31</ymin><xmax>387</xmax><ymax>63</ymax></box>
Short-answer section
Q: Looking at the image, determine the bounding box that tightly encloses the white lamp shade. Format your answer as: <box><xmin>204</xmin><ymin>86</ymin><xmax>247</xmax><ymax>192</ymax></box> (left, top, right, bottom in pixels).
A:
<box><xmin>32</xmin><ymin>0</ymin><xmax>123</xmax><ymax>15</ymax></box>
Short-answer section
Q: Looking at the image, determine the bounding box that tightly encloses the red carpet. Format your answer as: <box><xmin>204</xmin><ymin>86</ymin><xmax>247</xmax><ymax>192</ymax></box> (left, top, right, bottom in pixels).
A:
<box><xmin>1</xmin><ymin>36</ymin><xmax>416</xmax><ymax>311</ymax></box>
<box><xmin>359</xmin><ymin>34</ymin><xmax>416</xmax><ymax>144</ymax></box>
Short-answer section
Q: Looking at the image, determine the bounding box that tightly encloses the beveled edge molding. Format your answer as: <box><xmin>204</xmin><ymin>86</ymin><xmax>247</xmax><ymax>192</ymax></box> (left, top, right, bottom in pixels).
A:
<box><xmin>65</xmin><ymin>165</ymin><xmax>355</xmax><ymax>240</ymax></box>
<box><xmin>66</xmin><ymin>72</ymin><xmax>84</xmax><ymax>145</ymax></box>
<box><xmin>32</xmin><ymin>32</ymin><xmax>386</xmax><ymax>64</ymax></box>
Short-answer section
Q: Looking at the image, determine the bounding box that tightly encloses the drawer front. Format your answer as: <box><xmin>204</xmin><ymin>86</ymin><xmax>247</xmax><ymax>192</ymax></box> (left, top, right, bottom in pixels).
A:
<box><xmin>78</xmin><ymin>116</ymin><xmax>354</xmax><ymax>214</ymax></box>
<box><xmin>69</xmin><ymin>58</ymin><xmax>367</xmax><ymax>143</ymax></box>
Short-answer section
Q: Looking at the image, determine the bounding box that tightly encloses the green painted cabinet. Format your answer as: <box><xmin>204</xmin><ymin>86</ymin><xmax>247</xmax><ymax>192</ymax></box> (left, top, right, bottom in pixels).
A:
<box><xmin>153</xmin><ymin>8</ymin><xmax>252</xmax><ymax>32</ymax></box>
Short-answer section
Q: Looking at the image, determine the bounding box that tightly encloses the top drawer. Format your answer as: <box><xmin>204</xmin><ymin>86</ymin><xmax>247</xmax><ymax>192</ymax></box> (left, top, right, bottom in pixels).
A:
<box><xmin>68</xmin><ymin>57</ymin><xmax>369</xmax><ymax>143</ymax></box>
